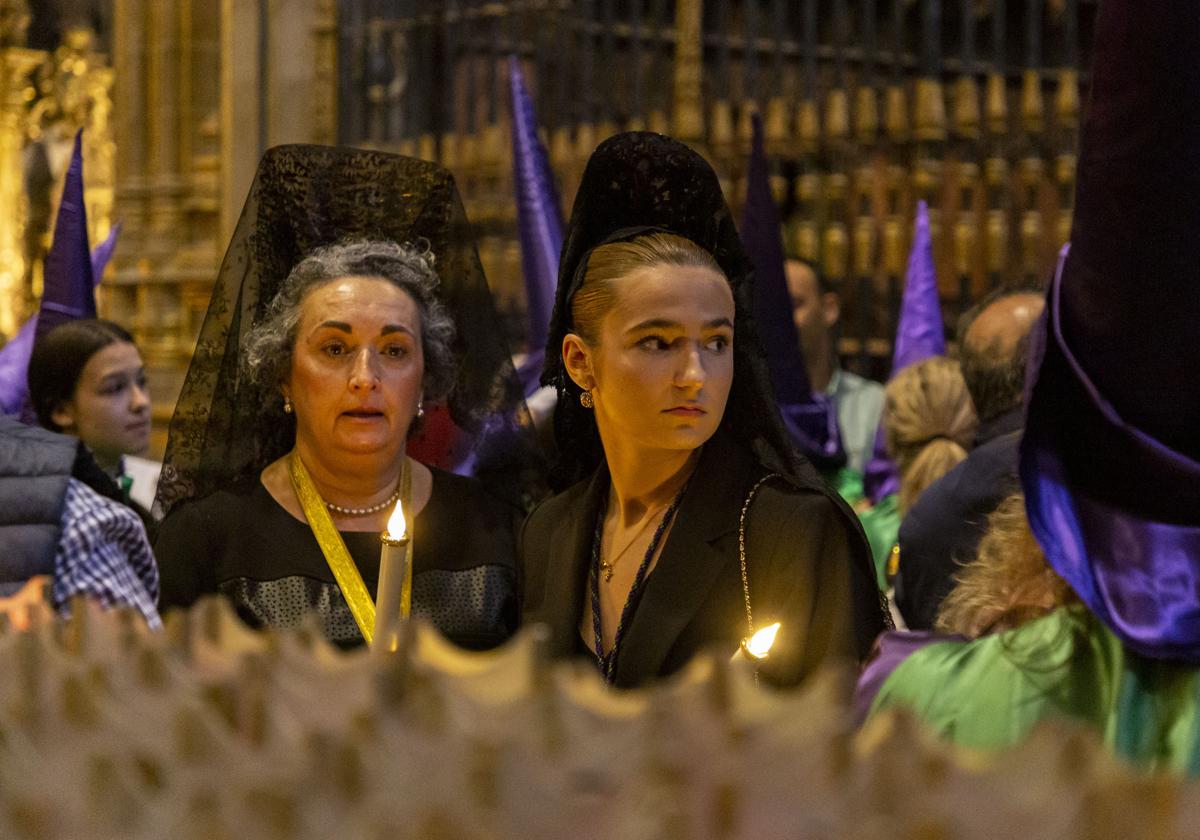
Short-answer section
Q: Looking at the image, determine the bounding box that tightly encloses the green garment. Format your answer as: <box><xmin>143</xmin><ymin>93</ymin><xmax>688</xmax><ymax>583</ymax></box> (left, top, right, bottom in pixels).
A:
<box><xmin>869</xmin><ymin>606</ymin><xmax>1200</xmax><ymax>775</ymax></box>
<box><xmin>829</xmin><ymin>467</ymin><xmax>864</xmax><ymax>505</ymax></box>
<box><xmin>858</xmin><ymin>494</ymin><xmax>899</xmax><ymax>591</ymax></box>
<box><xmin>827</xmin><ymin>469</ymin><xmax>898</xmax><ymax>590</ymax></box>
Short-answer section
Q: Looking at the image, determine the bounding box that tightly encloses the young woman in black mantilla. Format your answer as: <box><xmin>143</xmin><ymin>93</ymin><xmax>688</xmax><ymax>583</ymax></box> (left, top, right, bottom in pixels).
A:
<box><xmin>520</xmin><ymin>132</ymin><xmax>889</xmax><ymax>688</ymax></box>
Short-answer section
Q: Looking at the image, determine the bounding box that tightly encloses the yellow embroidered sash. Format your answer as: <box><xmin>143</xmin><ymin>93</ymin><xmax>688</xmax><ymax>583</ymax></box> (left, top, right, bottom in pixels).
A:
<box><xmin>288</xmin><ymin>452</ymin><xmax>411</xmax><ymax>646</ymax></box>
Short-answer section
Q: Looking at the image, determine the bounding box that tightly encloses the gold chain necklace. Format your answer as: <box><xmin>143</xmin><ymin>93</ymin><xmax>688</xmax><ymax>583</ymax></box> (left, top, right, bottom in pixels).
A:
<box><xmin>598</xmin><ymin>503</ymin><xmax>672</xmax><ymax>583</ymax></box>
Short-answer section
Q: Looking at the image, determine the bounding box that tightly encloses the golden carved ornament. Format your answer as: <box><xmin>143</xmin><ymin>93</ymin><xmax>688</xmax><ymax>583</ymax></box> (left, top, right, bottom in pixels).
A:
<box><xmin>709</xmin><ymin>100</ymin><xmax>734</xmax><ymax>148</ymax></box>
<box><xmin>914</xmin><ymin>78</ymin><xmax>947</xmax><ymax>143</ymax></box>
<box><xmin>954</xmin><ymin>206</ymin><xmax>977</xmax><ymax>278</ymax></box>
<box><xmin>790</xmin><ymin>218</ymin><xmax>819</xmax><ymax>264</ymax></box>
<box><xmin>797</xmin><ymin>100</ymin><xmax>820</xmax><ymax>155</ymax></box>
<box><xmin>882</xmin><ymin>215</ymin><xmax>906</xmax><ymax>277</ymax></box>
<box><xmin>0</xmin><ymin>0</ymin><xmax>29</xmax><ymax>48</ymax></box>
<box><xmin>825</xmin><ymin>89</ymin><xmax>850</xmax><ymax>143</ymax></box>
<box><xmin>1055</xmin><ymin>68</ymin><xmax>1080</xmax><ymax>124</ymax></box>
<box><xmin>765</xmin><ymin>97</ymin><xmax>789</xmax><ymax>145</ymax></box>
<box><xmin>855</xmin><ymin>86</ymin><xmax>879</xmax><ymax>146</ymax></box>
<box><xmin>884</xmin><ymin>85</ymin><xmax>908</xmax><ymax>142</ymax></box>
<box><xmin>853</xmin><ymin>215</ymin><xmax>876</xmax><ymax>278</ymax></box>
<box><xmin>794</xmin><ymin>171</ymin><xmax>820</xmax><ymax>205</ymax></box>
<box><xmin>985</xmin><ymin>72</ymin><xmax>1008</xmax><ymax>135</ymax></box>
<box><xmin>823</xmin><ymin>223</ymin><xmax>849</xmax><ymax>282</ymax></box>
<box><xmin>1020</xmin><ymin>208</ymin><xmax>1043</xmax><ymax>274</ymax></box>
<box><xmin>1021</xmin><ymin>69</ymin><xmax>1045</xmax><ymax>135</ymax></box>
<box><xmin>769</xmin><ymin>174</ymin><xmax>788</xmax><ymax>208</ymax></box>
<box><xmin>670</xmin><ymin>0</ymin><xmax>704</xmax><ymax>142</ymax></box>
<box><xmin>986</xmin><ymin>209</ymin><xmax>1009</xmax><ymax>274</ymax></box>
<box><xmin>953</xmin><ymin>76</ymin><xmax>981</xmax><ymax>140</ymax></box>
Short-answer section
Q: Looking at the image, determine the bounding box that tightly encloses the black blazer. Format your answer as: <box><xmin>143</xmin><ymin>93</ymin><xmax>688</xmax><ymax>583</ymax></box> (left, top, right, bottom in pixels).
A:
<box><xmin>520</xmin><ymin>433</ymin><xmax>886</xmax><ymax>688</ymax></box>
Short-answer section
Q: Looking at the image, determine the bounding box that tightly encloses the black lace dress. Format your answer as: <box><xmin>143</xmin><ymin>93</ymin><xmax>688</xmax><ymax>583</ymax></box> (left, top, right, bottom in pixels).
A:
<box><xmin>155</xmin><ymin>468</ymin><xmax>520</xmax><ymax>650</ymax></box>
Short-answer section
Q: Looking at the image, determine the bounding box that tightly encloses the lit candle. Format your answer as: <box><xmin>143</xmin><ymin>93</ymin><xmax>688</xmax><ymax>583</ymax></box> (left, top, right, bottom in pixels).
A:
<box><xmin>374</xmin><ymin>499</ymin><xmax>411</xmax><ymax>652</ymax></box>
<box><xmin>737</xmin><ymin>622</ymin><xmax>782</xmax><ymax>662</ymax></box>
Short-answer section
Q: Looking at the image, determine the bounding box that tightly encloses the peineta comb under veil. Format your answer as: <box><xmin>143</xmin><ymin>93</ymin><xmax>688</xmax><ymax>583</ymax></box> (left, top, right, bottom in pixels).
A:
<box><xmin>156</xmin><ymin>144</ymin><xmax>545</xmax><ymax>517</ymax></box>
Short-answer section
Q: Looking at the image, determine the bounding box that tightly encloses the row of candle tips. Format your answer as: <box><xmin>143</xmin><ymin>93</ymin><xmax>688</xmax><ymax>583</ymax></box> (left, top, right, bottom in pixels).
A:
<box><xmin>0</xmin><ymin>596</ymin><xmax>1195</xmax><ymax>840</ymax></box>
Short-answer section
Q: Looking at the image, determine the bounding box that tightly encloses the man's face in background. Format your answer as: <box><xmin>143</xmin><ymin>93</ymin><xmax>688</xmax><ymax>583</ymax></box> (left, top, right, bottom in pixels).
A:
<box><xmin>785</xmin><ymin>259</ymin><xmax>840</xmax><ymax>372</ymax></box>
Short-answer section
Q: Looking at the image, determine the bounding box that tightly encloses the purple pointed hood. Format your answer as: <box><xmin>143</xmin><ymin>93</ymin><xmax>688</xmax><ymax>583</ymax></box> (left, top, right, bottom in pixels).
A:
<box><xmin>90</xmin><ymin>221</ymin><xmax>121</xmax><ymax>284</ymax></box>
<box><xmin>1020</xmin><ymin>0</ymin><xmax>1200</xmax><ymax>662</ymax></box>
<box><xmin>509</xmin><ymin>56</ymin><xmax>565</xmax><ymax>397</ymax></box>
<box><xmin>0</xmin><ymin>135</ymin><xmax>117</xmax><ymax>419</ymax></box>
<box><xmin>35</xmin><ymin>130</ymin><xmax>96</xmax><ymax>345</ymax></box>
<box><xmin>863</xmin><ymin>200</ymin><xmax>946</xmax><ymax>501</ymax></box>
<box><xmin>891</xmin><ymin>201</ymin><xmax>946</xmax><ymax>369</ymax></box>
<box><xmin>740</xmin><ymin>113</ymin><xmax>843</xmax><ymax>469</ymax></box>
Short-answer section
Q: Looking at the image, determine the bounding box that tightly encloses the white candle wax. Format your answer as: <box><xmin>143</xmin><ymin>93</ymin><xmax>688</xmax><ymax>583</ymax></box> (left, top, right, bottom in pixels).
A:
<box><xmin>374</xmin><ymin>501</ymin><xmax>410</xmax><ymax>652</ymax></box>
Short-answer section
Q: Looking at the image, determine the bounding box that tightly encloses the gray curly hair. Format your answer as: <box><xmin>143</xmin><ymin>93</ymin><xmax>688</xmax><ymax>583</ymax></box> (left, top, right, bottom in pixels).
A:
<box><xmin>243</xmin><ymin>239</ymin><xmax>457</xmax><ymax>403</ymax></box>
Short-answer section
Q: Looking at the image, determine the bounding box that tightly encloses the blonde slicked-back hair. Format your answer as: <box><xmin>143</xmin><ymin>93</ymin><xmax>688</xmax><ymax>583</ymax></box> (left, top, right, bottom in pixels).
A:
<box><xmin>569</xmin><ymin>232</ymin><xmax>724</xmax><ymax>344</ymax></box>
<box><xmin>884</xmin><ymin>356</ymin><xmax>978</xmax><ymax>514</ymax></box>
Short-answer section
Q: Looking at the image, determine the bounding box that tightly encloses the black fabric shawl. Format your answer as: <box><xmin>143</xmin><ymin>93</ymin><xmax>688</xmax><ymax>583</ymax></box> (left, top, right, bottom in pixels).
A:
<box><xmin>520</xmin><ymin>431</ymin><xmax>887</xmax><ymax>689</ymax></box>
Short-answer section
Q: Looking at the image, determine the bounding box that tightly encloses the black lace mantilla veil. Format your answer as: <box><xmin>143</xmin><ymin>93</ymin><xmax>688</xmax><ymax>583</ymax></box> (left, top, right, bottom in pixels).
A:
<box><xmin>156</xmin><ymin>144</ymin><xmax>543</xmax><ymax>516</ymax></box>
<box><xmin>542</xmin><ymin>131</ymin><xmax>826</xmax><ymax>492</ymax></box>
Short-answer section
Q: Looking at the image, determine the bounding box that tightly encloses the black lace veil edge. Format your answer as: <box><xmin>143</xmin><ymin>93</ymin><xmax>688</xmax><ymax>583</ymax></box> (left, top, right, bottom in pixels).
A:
<box><xmin>156</xmin><ymin>143</ymin><xmax>545</xmax><ymax>518</ymax></box>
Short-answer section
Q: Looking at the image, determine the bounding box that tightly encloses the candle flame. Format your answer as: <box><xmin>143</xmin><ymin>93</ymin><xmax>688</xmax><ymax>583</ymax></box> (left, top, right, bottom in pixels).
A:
<box><xmin>385</xmin><ymin>498</ymin><xmax>407</xmax><ymax>541</ymax></box>
<box><xmin>744</xmin><ymin>622</ymin><xmax>781</xmax><ymax>660</ymax></box>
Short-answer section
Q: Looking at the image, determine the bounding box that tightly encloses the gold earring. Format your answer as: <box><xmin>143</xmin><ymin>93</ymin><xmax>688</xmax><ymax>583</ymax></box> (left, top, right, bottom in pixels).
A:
<box><xmin>416</xmin><ymin>400</ymin><xmax>425</xmax><ymax>418</ymax></box>
<box><xmin>580</xmin><ymin>391</ymin><xmax>594</xmax><ymax>409</ymax></box>
<box><xmin>283</xmin><ymin>397</ymin><xmax>293</xmax><ymax>414</ymax></box>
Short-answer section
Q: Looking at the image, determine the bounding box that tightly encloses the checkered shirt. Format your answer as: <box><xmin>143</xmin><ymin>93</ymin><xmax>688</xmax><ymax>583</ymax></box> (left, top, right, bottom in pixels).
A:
<box><xmin>52</xmin><ymin>478</ymin><xmax>162</xmax><ymax>629</ymax></box>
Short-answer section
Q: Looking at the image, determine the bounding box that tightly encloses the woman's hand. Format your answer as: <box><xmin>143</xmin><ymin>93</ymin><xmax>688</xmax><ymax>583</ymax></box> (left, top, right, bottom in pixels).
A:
<box><xmin>0</xmin><ymin>575</ymin><xmax>53</xmax><ymax>631</ymax></box>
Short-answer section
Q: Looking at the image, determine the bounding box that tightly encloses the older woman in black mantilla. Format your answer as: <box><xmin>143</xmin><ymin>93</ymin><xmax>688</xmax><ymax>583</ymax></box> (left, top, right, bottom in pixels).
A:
<box><xmin>154</xmin><ymin>145</ymin><xmax>540</xmax><ymax>650</ymax></box>
<box><xmin>520</xmin><ymin>132</ymin><xmax>888</xmax><ymax>688</ymax></box>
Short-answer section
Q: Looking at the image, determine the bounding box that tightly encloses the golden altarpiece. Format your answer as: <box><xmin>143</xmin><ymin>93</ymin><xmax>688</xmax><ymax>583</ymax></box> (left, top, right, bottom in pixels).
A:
<box><xmin>0</xmin><ymin>1</ymin><xmax>1095</xmax><ymax>448</ymax></box>
<box><xmin>337</xmin><ymin>0</ymin><xmax>1094</xmax><ymax>378</ymax></box>
<box><xmin>0</xmin><ymin>4</ymin><xmax>113</xmax><ymax>341</ymax></box>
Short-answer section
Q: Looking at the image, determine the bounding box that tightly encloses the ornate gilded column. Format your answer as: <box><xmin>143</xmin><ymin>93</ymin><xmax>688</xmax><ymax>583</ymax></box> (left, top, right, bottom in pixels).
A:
<box><xmin>881</xmin><ymin>0</ymin><xmax>911</xmax><ymax>282</ymax></box>
<box><xmin>980</xmin><ymin>86</ymin><xmax>1008</xmax><ymax>286</ymax></box>
<box><xmin>1053</xmin><ymin>0</ymin><xmax>1080</xmax><ymax>249</ymax></box>
<box><xmin>81</xmin><ymin>53</ymin><xmax>115</xmax><ymax>252</ymax></box>
<box><xmin>0</xmin><ymin>46</ymin><xmax>41</xmax><ymax>335</ymax></box>
<box><xmin>113</xmin><ymin>0</ymin><xmax>148</xmax><ymax>252</ymax></box>
<box><xmin>671</xmin><ymin>0</ymin><xmax>703</xmax><ymax>143</ymax></box>
<box><xmin>912</xmin><ymin>2</ymin><xmax>947</xmax><ymax>251</ymax></box>
<box><xmin>147</xmin><ymin>0</ymin><xmax>183</xmax><ymax>250</ymax></box>
<box><xmin>1017</xmin><ymin>67</ymin><xmax>1046</xmax><ymax>279</ymax></box>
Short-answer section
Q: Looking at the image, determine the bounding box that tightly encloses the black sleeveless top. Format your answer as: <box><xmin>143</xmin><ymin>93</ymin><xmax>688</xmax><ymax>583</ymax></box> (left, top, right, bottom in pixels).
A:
<box><xmin>155</xmin><ymin>468</ymin><xmax>520</xmax><ymax>650</ymax></box>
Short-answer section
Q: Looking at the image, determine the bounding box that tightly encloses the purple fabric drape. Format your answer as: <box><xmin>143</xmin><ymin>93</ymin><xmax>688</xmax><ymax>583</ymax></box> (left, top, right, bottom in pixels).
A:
<box><xmin>740</xmin><ymin>113</ymin><xmax>843</xmax><ymax>466</ymax></box>
<box><xmin>1019</xmin><ymin>0</ymin><xmax>1200</xmax><ymax>662</ymax></box>
<box><xmin>1022</xmin><ymin>256</ymin><xmax>1200</xmax><ymax>662</ymax></box>
<box><xmin>0</xmin><ymin>136</ymin><xmax>118</xmax><ymax>419</ymax></box>
<box><xmin>862</xmin><ymin>201</ymin><xmax>945</xmax><ymax>502</ymax></box>
<box><xmin>509</xmin><ymin>56</ymin><xmax>565</xmax><ymax>397</ymax></box>
<box><xmin>853</xmin><ymin>630</ymin><xmax>960</xmax><ymax>724</ymax></box>
<box><xmin>35</xmin><ymin>131</ymin><xmax>96</xmax><ymax>345</ymax></box>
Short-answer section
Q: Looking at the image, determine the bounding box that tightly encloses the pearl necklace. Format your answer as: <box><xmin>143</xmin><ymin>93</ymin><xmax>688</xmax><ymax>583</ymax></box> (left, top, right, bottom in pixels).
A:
<box><xmin>324</xmin><ymin>485</ymin><xmax>402</xmax><ymax>517</ymax></box>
